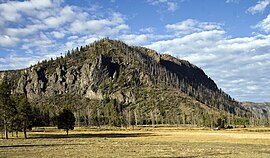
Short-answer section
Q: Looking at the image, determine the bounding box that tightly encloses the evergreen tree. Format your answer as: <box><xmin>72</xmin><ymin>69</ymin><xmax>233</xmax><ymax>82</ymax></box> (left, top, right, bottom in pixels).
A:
<box><xmin>0</xmin><ymin>78</ymin><xmax>16</xmax><ymax>139</ymax></box>
<box><xmin>67</xmin><ymin>50</ymin><xmax>71</xmax><ymax>58</ymax></box>
<box><xmin>11</xmin><ymin>93</ymin><xmax>33</xmax><ymax>138</ymax></box>
<box><xmin>17</xmin><ymin>94</ymin><xmax>33</xmax><ymax>139</ymax></box>
<box><xmin>57</xmin><ymin>108</ymin><xmax>75</xmax><ymax>136</ymax></box>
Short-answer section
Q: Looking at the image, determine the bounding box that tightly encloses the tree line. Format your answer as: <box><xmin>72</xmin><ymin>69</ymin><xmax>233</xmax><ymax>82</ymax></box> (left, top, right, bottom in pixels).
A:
<box><xmin>0</xmin><ymin>77</ymin><xmax>75</xmax><ymax>139</ymax></box>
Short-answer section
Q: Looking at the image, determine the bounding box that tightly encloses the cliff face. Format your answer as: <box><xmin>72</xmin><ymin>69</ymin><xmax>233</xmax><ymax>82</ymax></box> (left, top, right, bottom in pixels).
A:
<box><xmin>5</xmin><ymin>55</ymin><xmax>145</xmax><ymax>104</ymax></box>
<box><xmin>14</xmin><ymin>55</ymin><xmax>109</xmax><ymax>101</ymax></box>
<box><xmin>241</xmin><ymin>102</ymin><xmax>270</xmax><ymax>117</ymax></box>
<box><xmin>0</xmin><ymin>39</ymin><xmax>248</xmax><ymax>125</ymax></box>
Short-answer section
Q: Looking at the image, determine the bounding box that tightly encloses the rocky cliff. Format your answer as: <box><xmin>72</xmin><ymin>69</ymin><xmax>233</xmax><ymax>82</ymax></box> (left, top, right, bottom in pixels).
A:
<box><xmin>241</xmin><ymin>102</ymin><xmax>270</xmax><ymax>126</ymax></box>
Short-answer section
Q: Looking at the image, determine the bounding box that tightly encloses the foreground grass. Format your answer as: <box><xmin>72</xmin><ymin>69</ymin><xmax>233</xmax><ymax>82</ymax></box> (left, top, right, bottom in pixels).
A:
<box><xmin>0</xmin><ymin>127</ymin><xmax>270</xmax><ymax>158</ymax></box>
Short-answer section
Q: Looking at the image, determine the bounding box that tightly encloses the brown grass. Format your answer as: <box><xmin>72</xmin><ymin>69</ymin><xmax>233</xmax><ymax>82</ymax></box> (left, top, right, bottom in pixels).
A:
<box><xmin>0</xmin><ymin>127</ymin><xmax>270</xmax><ymax>158</ymax></box>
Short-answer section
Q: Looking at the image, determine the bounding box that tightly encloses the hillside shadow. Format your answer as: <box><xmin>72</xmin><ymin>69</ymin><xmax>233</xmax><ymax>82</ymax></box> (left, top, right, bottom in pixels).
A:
<box><xmin>30</xmin><ymin>132</ymin><xmax>154</xmax><ymax>139</ymax></box>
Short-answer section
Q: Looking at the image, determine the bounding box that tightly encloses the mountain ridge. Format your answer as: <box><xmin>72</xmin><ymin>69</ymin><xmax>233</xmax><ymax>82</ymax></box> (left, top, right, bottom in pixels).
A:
<box><xmin>0</xmin><ymin>38</ymin><xmax>252</xmax><ymax>127</ymax></box>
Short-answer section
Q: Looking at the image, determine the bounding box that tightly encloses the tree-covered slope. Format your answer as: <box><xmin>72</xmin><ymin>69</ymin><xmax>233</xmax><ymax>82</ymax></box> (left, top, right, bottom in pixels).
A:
<box><xmin>0</xmin><ymin>38</ymin><xmax>250</xmax><ymax>127</ymax></box>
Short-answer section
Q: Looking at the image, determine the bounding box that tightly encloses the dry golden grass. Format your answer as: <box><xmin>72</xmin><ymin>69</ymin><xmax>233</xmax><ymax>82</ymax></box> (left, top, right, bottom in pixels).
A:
<box><xmin>0</xmin><ymin>126</ymin><xmax>270</xmax><ymax>158</ymax></box>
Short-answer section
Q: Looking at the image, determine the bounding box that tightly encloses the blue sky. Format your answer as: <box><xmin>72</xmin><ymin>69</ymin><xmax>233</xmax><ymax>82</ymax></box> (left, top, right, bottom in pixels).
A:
<box><xmin>1</xmin><ymin>0</ymin><xmax>270</xmax><ymax>102</ymax></box>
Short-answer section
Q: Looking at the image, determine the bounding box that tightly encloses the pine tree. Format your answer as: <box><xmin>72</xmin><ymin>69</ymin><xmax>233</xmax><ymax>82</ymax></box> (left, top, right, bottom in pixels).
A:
<box><xmin>57</xmin><ymin>108</ymin><xmax>75</xmax><ymax>136</ymax></box>
<box><xmin>17</xmin><ymin>94</ymin><xmax>33</xmax><ymax>139</ymax></box>
<box><xmin>0</xmin><ymin>78</ymin><xmax>16</xmax><ymax>139</ymax></box>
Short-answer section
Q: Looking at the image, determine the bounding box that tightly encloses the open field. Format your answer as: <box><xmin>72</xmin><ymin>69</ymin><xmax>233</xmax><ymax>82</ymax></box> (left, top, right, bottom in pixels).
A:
<box><xmin>1</xmin><ymin>127</ymin><xmax>270</xmax><ymax>158</ymax></box>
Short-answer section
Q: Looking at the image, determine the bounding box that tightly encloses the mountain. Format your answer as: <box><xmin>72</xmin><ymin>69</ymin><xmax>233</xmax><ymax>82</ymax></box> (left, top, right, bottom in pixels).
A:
<box><xmin>241</xmin><ymin>102</ymin><xmax>270</xmax><ymax>126</ymax></box>
<box><xmin>0</xmin><ymin>38</ymin><xmax>250</xmax><ymax>127</ymax></box>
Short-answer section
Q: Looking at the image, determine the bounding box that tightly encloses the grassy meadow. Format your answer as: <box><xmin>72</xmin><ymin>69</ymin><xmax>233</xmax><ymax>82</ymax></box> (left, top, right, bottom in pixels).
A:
<box><xmin>0</xmin><ymin>126</ymin><xmax>270</xmax><ymax>158</ymax></box>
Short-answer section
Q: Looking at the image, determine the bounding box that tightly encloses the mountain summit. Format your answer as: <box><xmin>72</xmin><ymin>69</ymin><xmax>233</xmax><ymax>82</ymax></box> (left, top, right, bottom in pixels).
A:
<box><xmin>0</xmin><ymin>38</ymin><xmax>249</xmax><ymax>127</ymax></box>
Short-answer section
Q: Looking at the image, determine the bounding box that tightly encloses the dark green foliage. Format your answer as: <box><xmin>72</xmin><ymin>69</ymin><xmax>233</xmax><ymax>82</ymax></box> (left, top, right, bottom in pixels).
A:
<box><xmin>0</xmin><ymin>77</ymin><xmax>16</xmax><ymax>139</ymax></box>
<box><xmin>118</xmin><ymin>65</ymin><xmax>125</xmax><ymax>86</ymax></box>
<box><xmin>233</xmin><ymin>117</ymin><xmax>249</xmax><ymax>126</ymax></box>
<box><xmin>106</xmin><ymin>99</ymin><xmax>123</xmax><ymax>126</ymax></box>
<box><xmin>0</xmin><ymin>78</ymin><xmax>34</xmax><ymax>139</ymax></box>
<box><xmin>11</xmin><ymin>93</ymin><xmax>34</xmax><ymax>139</ymax></box>
<box><xmin>216</xmin><ymin>118</ymin><xmax>225</xmax><ymax>128</ymax></box>
<box><xmin>57</xmin><ymin>108</ymin><xmax>75</xmax><ymax>135</ymax></box>
<box><xmin>32</xmin><ymin>107</ymin><xmax>48</xmax><ymax>127</ymax></box>
<box><xmin>202</xmin><ymin>113</ymin><xmax>212</xmax><ymax>127</ymax></box>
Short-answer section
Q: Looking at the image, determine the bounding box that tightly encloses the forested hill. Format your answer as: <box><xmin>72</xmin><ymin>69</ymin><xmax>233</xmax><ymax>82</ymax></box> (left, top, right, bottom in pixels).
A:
<box><xmin>0</xmin><ymin>38</ymin><xmax>251</xmax><ymax>127</ymax></box>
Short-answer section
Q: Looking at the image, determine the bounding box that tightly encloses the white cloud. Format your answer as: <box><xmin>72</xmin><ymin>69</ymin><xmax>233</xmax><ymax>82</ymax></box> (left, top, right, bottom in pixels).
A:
<box><xmin>51</xmin><ymin>31</ymin><xmax>65</xmax><ymax>39</ymax></box>
<box><xmin>42</xmin><ymin>5</ymin><xmax>87</xmax><ymax>29</ymax></box>
<box><xmin>139</xmin><ymin>27</ymin><xmax>155</xmax><ymax>33</ymax></box>
<box><xmin>43</xmin><ymin>16</ymin><xmax>62</xmax><ymax>28</ymax></box>
<box><xmin>146</xmin><ymin>30</ymin><xmax>225</xmax><ymax>56</ymax></box>
<box><xmin>255</xmin><ymin>14</ymin><xmax>270</xmax><ymax>33</ymax></box>
<box><xmin>69</xmin><ymin>12</ymin><xmax>129</xmax><ymax>35</ymax></box>
<box><xmin>119</xmin><ymin>34</ymin><xmax>150</xmax><ymax>45</ymax></box>
<box><xmin>167</xmin><ymin>2</ymin><xmax>177</xmax><ymax>12</ymax></box>
<box><xmin>247</xmin><ymin>0</ymin><xmax>270</xmax><ymax>14</ymax></box>
<box><xmin>166</xmin><ymin>19</ymin><xmax>223</xmax><ymax>35</ymax></box>
<box><xmin>0</xmin><ymin>52</ymin><xmax>59</xmax><ymax>70</ymax></box>
<box><xmin>5</xmin><ymin>23</ymin><xmax>46</xmax><ymax>37</ymax></box>
<box><xmin>119</xmin><ymin>33</ymin><xmax>174</xmax><ymax>46</ymax></box>
<box><xmin>147</xmin><ymin>0</ymin><xmax>180</xmax><ymax>12</ymax></box>
<box><xmin>226</xmin><ymin>0</ymin><xmax>240</xmax><ymax>3</ymax></box>
<box><xmin>0</xmin><ymin>35</ymin><xmax>19</xmax><ymax>46</ymax></box>
<box><xmin>21</xmin><ymin>32</ymin><xmax>55</xmax><ymax>52</ymax></box>
<box><xmin>0</xmin><ymin>0</ymin><xmax>57</xmax><ymax>22</ymax></box>
<box><xmin>63</xmin><ymin>35</ymin><xmax>101</xmax><ymax>51</ymax></box>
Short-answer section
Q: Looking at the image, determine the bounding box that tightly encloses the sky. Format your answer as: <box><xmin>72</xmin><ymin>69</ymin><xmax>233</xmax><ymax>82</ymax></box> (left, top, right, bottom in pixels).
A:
<box><xmin>0</xmin><ymin>0</ymin><xmax>270</xmax><ymax>102</ymax></box>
